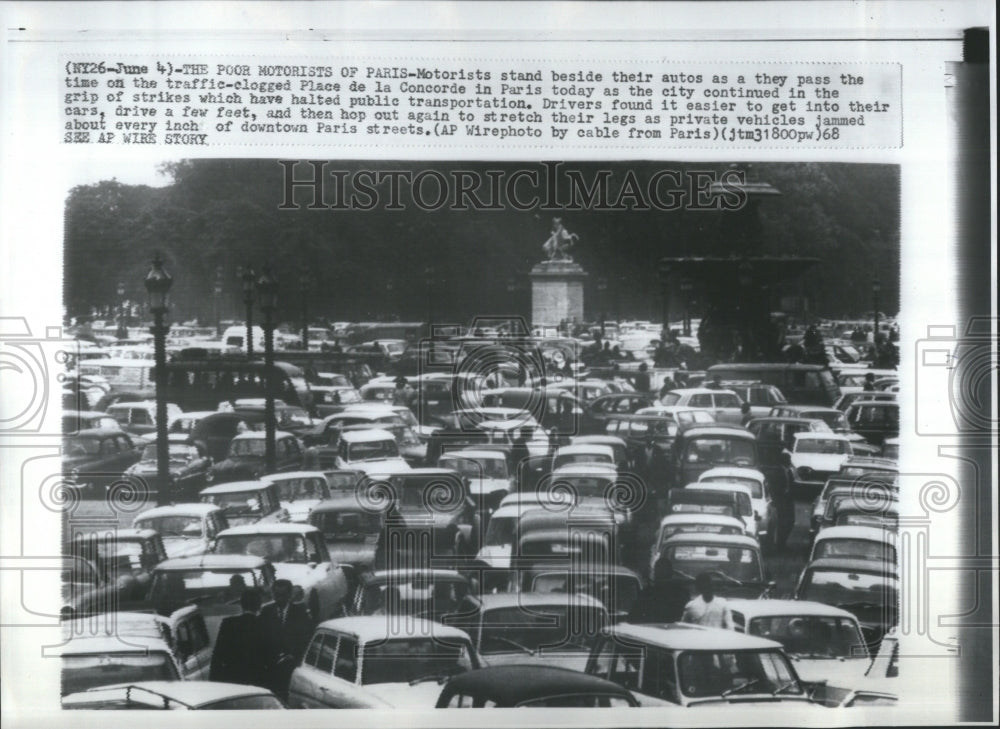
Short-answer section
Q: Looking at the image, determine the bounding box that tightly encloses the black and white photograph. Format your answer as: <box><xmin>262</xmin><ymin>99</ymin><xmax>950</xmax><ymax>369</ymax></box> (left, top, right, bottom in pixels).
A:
<box><xmin>54</xmin><ymin>158</ymin><xmax>905</xmax><ymax>710</ymax></box>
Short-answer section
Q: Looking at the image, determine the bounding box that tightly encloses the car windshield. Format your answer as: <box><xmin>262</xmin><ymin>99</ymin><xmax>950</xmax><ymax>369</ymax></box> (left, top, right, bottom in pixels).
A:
<box><xmin>229</xmin><ymin>438</ymin><xmax>266</xmax><ymax>457</ymax></box>
<box><xmin>549</xmin><ymin>476</ymin><xmax>614</xmax><ymax>499</ymax></box>
<box><xmin>661</xmin><ymin>393</ymin><xmax>682</xmax><ymax>406</ymax></box>
<box><xmin>215</xmin><ymin>534</ymin><xmax>308</xmax><ymax>563</ymax></box>
<box><xmin>271</xmin><ymin>477</ymin><xmax>328</xmax><ymax>502</ymax></box>
<box><xmin>135</xmin><ymin>515</ymin><xmax>203</xmax><ymax>538</ymax></box>
<box><xmin>202</xmin><ymin>491</ymin><xmax>264</xmax><ymax>516</ymax></box>
<box><xmin>814</xmin><ymin>538</ymin><xmax>895</xmax><ymax>562</ymax></box>
<box><xmin>714</xmin><ymin>394</ymin><xmax>741</xmax><ymax>408</ymax></box>
<box><xmin>684</xmin><ymin>438</ymin><xmax>756</xmax><ymax>467</ymax></box>
<box><xmin>478</xmin><ymin>605</ymin><xmax>606</xmax><ymax>653</ymax></box>
<box><xmin>61</xmin><ymin>653</ymin><xmax>177</xmax><ymax>696</ymax></box>
<box><xmin>484</xmin><ymin>515</ymin><xmax>517</xmax><ymax>547</ymax></box>
<box><xmin>277</xmin><ymin>408</ymin><xmax>312</xmax><ymax>428</ymax></box>
<box><xmin>359</xmin><ymin>575</ymin><xmax>470</xmax><ymax>616</ymax></box>
<box><xmin>799</xmin><ymin>570</ymin><xmax>899</xmax><ymax>610</ymax></box>
<box><xmin>327</xmin><ymin>472</ymin><xmax>362</xmax><ymax>490</ymax></box>
<box><xmin>347</xmin><ymin>440</ymin><xmax>399</xmax><ymax>461</ymax></box>
<box><xmin>62</xmin><ymin>437</ymin><xmax>101</xmax><ymax>457</ymax></box>
<box><xmin>440</xmin><ymin>456</ymin><xmax>508</xmax><ymax>480</ymax></box>
<box><xmin>313</xmin><ymin>510</ymin><xmax>381</xmax><ymax>540</ymax></box>
<box><xmin>362</xmin><ymin>638</ymin><xmax>473</xmax><ymax>685</ymax></box>
<box><xmin>149</xmin><ymin>568</ymin><xmax>258</xmax><ymax>606</ymax></box>
<box><xmin>141</xmin><ymin>444</ymin><xmax>198</xmax><ymax>463</ymax></box>
<box><xmin>555</xmin><ymin>453</ymin><xmax>613</xmax><ymax>468</ymax></box>
<box><xmin>796</xmin><ymin>439</ymin><xmax>851</xmax><ymax>455</ymax></box>
<box><xmin>664</xmin><ymin>545</ymin><xmax>762</xmax><ymax>582</ymax></box>
<box><xmin>677</xmin><ymin>650</ymin><xmax>803</xmax><ymax>698</ymax></box>
<box><xmin>531</xmin><ymin>573</ymin><xmax>640</xmax><ymax>616</ymax></box>
<box><xmin>748</xmin><ymin>616</ymin><xmax>867</xmax><ymax>659</ymax></box>
<box><xmin>661</xmin><ymin>522</ymin><xmax>742</xmax><ymax>543</ymax></box>
<box><xmin>701</xmin><ymin>477</ymin><xmax>763</xmax><ymax>499</ymax></box>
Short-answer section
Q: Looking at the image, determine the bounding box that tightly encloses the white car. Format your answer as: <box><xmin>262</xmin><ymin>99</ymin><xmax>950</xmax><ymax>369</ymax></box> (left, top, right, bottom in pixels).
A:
<box><xmin>336</xmin><ymin>428</ymin><xmax>412</xmax><ymax>476</ymax></box>
<box><xmin>727</xmin><ymin>599</ymin><xmax>871</xmax><ymax>689</ymax></box>
<box><xmin>438</xmin><ymin>448</ymin><xmax>513</xmax><ymax>513</ymax></box>
<box><xmin>474</xmin><ymin>503</ymin><xmax>521</xmax><ymax>568</ymax></box>
<box><xmin>790</xmin><ymin>432</ymin><xmax>855</xmax><ymax>490</ymax></box>
<box><xmin>698</xmin><ymin>467</ymin><xmax>774</xmax><ymax>543</ymax></box>
<box><xmin>684</xmin><ymin>481</ymin><xmax>757</xmax><ymax>538</ymax></box>
<box><xmin>660</xmin><ymin>388</ymin><xmax>745</xmax><ymax>425</ymax></box>
<box><xmin>261</xmin><ymin>471</ymin><xmax>333</xmax><ymax>523</ymax></box>
<box><xmin>808</xmin><ymin>525</ymin><xmax>897</xmax><ymax>564</ymax></box>
<box><xmin>213</xmin><ymin>523</ymin><xmax>350</xmax><ymax>621</ymax></box>
<box><xmin>288</xmin><ymin>616</ymin><xmax>482</xmax><ymax>708</ymax></box>
<box><xmin>551</xmin><ymin>444</ymin><xmax>617</xmax><ymax>472</ymax></box>
<box><xmin>62</xmin><ymin>681</ymin><xmax>284</xmax><ymax>710</ymax></box>
<box><xmin>132</xmin><ymin>503</ymin><xmax>230</xmax><ymax>559</ymax></box>
<box><xmin>649</xmin><ymin>513</ymin><xmax>748</xmax><ymax>579</ymax></box>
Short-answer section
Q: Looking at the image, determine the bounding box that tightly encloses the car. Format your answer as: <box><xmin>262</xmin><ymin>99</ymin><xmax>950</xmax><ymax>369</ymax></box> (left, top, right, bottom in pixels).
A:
<box><xmin>260</xmin><ymin>470</ymin><xmax>334</xmax><ymax>523</ymax></box>
<box><xmin>106</xmin><ymin>401</ymin><xmax>183</xmax><ymax>436</ymax></box>
<box><xmin>435</xmin><ymin>664</ymin><xmax>639</xmax><ymax>707</ymax></box>
<box><xmin>837</xmin><ymin>456</ymin><xmax>899</xmax><ymax>479</ymax></box>
<box><xmin>344</xmin><ymin>569</ymin><xmax>478</xmax><ymax>620</ymax></box>
<box><xmin>697</xmin><ymin>467</ymin><xmax>773</xmax><ymax>543</ymax></box>
<box><xmin>832</xmin><ymin>390</ymin><xmax>897</xmax><ymax>413</ymax></box>
<box><xmin>61</xmin><ymin>428</ymin><xmax>142</xmax><ymax>497</ymax></box>
<box><xmin>516</xmin><ymin>506</ymin><xmax>624</xmax><ymax>571</ymax></box>
<box><xmin>546</xmin><ymin>464</ymin><xmax>633</xmax><ymax>524</ymax></box>
<box><xmin>570</xmin><ymin>434</ymin><xmax>630</xmax><ymax>469</ymax></box>
<box><xmin>816</xmin><ymin>485</ymin><xmax>899</xmax><ymax>535</ymax></box>
<box><xmin>584</xmin><ymin>392</ymin><xmax>660</xmax><ymax>426</ymax></box>
<box><xmin>132</xmin><ymin>503</ymin><xmax>231</xmax><ymax>559</ymax></box>
<box><xmin>520</xmin><ymin>562</ymin><xmax>645</xmax><ymax>624</ymax></box>
<box><xmin>835</xmin><ymin>368</ymin><xmax>898</xmax><ymax>396</ymax></box>
<box><xmin>449</xmin><ymin>592</ymin><xmax>609</xmax><ymax>672</ymax></box>
<box><xmin>669</xmin><ymin>424</ymin><xmax>759</xmax><ymax>488</ymax></box>
<box><xmin>336</xmin><ymin>428</ymin><xmax>412</xmax><ymax>476</ymax></box>
<box><xmin>652</xmin><ymin>532</ymin><xmax>771</xmax><ymax>598</ymax></box>
<box><xmin>62</xmin><ymin>410</ymin><xmax>121</xmax><ymax>434</ymax></box>
<box><xmin>309</xmin><ymin>493</ymin><xmax>384</xmax><ymax>571</ymax></box>
<box><xmin>147</xmin><ymin>554</ymin><xmax>277</xmax><ymax>642</ymax></box>
<box><xmin>707</xmin><ymin>363</ymin><xmax>841</xmax><ymax>407</ymax></box>
<box><xmin>123</xmin><ymin>440</ymin><xmax>214</xmax><ymax>501</ymax></box>
<box><xmin>312</xmin><ymin>385</ymin><xmax>365</xmax><ymax>417</ymax></box>
<box><xmin>767</xmin><ymin>404</ymin><xmax>879</xmax><ymax>456</ymax></box>
<box><xmin>603</xmin><ymin>414</ymin><xmax>681</xmax><ymax>472</ymax></box>
<box><xmin>438</xmin><ymin>448</ymin><xmax>513</xmax><ymax>514</ymax></box>
<box><xmin>809</xmin><ymin>526</ymin><xmax>897</xmax><ymax>564</ymax></box>
<box><xmin>809</xmin><ymin>475</ymin><xmax>897</xmax><ymax>538</ymax></box>
<box><xmin>378</xmin><ymin>468</ymin><xmax>480</xmax><ymax>566</ymax></box>
<box><xmin>586</xmin><ymin>622</ymin><xmax>822</xmax><ymax>707</ymax></box>
<box><xmin>321</xmin><ymin>411</ymin><xmax>426</xmax><ymax>465</ymax></box>
<box><xmin>794</xmin><ymin>557</ymin><xmax>899</xmax><ymax>648</ymax></box>
<box><xmin>210</xmin><ymin>430</ymin><xmax>304</xmax><ymax>483</ymax></box>
<box><xmin>287</xmin><ymin>616</ymin><xmax>482</xmax><ymax>708</ymax></box>
<box><xmin>684</xmin><ymin>483</ymin><xmax>757</xmax><ymax>538</ymax></box>
<box><xmin>881</xmin><ymin>437</ymin><xmax>899</xmax><ymax>460</ymax></box>
<box><xmin>844</xmin><ymin>401</ymin><xmax>899</xmax><ymax>447</ymax></box>
<box><xmin>633</xmin><ymin>405</ymin><xmax>716</xmax><ymax>428</ymax></box>
<box><xmin>727</xmin><ymin>599</ymin><xmax>871</xmax><ymax>689</ymax></box>
<box><xmin>187</xmin><ymin>411</ymin><xmax>268</xmax><ymax>462</ymax></box>
<box><xmin>830</xmin><ymin>499</ymin><xmax>900</xmax><ymax>532</ymax></box>
<box><xmin>58</xmin><ymin>607</ymin><xmax>214</xmax><ymax>695</ymax></box>
<box><xmin>745</xmin><ymin>417</ymin><xmax>831</xmax><ymax>469</ymax></box>
<box><xmin>213</xmin><ymin>523</ymin><xmax>350</xmax><ymax>621</ymax></box>
<box><xmin>66</xmin><ymin>528</ymin><xmax>167</xmax><ymax>603</ymax></box>
<box><xmin>551</xmin><ymin>443</ymin><xmax>617</xmax><ymax>471</ymax></box>
<box><xmin>660</xmin><ymin>388</ymin><xmax>745</xmax><ymax>425</ymax></box>
<box><xmin>199</xmin><ymin>480</ymin><xmax>290</xmax><ymax>527</ymax></box>
<box><xmin>661</xmin><ymin>486</ymin><xmax>744</xmax><ymax>526</ymax></box>
<box><xmin>62</xmin><ymin>681</ymin><xmax>285</xmax><ymax>710</ymax></box>
<box><xmin>721</xmin><ymin>381</ymin><xmax>788</xmax><ymax>418</ymax></box>
<box><xmin>789</xmin><ymin>432</ymin><xmax>855</xmax><ymax>492</ymax></box>
<box><xmin>649</xmin><ymin>514</ymin><xmax>749</xmax><ymax>579</ymax></box>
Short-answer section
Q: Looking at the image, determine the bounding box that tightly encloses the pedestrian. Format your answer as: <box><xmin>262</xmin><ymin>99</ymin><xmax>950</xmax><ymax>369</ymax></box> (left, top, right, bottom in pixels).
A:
<box><xmin>260</xmin><ymin>579</ymin><xmax>314</xmax><ymax>701</ymax></box>
<box><xmin>706</xmin><ymin>374</ymin><xmax>723</xmax><ymax>390</ymax></box>
<box><xmin>633</xmin><ymin>362</ymin><xmax>651</xmax><ymax>393</ymax></box>
<box><xmin>210</xmin><ymin>588</ymin><xmax>272</xmax><ymax>688</ymax></box>
<box><xmin>658</xmin><ymin>376</ymin><xmax>676</xmax><ymax>400</ymax></box>
<box><xmin>740</xmin><ymin>402</ymin><xmax>753</xmax><ymax>426</ymax></box>
<box><xmin>771</xmin><ymin>451</ymin><xmax>797</xmax><ymax>551</ymax></box>
<box><xmin>681</xmin><ymin>573</ymin><xmax>733</xmax><ymax>629</ymax></box>
<box><xmin>392</xmin><ymin>375</ymin><xmax>415</xmax><ymax>406</ymax></box>
<box><xmin>863</xmin><ymin>372</ymin><xmax>876</xmax><ymax>391</ymax></box>
<box><xmin>509</xmin><ymin>427</ymin><xmax>532</xmax><ymax>489</ymax></box>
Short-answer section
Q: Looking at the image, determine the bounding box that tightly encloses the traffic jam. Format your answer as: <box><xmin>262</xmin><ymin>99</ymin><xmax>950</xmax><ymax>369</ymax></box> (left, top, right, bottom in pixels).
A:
<box><xmin>60</xmin><ymin>317</ymin><xmax>900</xmax><ymax>710</ymax></box>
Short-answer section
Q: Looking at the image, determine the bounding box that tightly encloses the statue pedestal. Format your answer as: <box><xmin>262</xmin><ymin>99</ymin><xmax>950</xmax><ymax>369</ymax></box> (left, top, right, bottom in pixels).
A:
<box><xmin>530</xmin><ymin>260</ymin><xmax>588</xmax><ymax>328</ymax></box>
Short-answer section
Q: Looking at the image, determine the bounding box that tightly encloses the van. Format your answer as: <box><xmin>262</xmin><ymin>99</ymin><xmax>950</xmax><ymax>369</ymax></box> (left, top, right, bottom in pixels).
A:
<box><xmin>707</xmin><ymin>363</ymin><xmax>840</xmax><ymax>407</ymax></box>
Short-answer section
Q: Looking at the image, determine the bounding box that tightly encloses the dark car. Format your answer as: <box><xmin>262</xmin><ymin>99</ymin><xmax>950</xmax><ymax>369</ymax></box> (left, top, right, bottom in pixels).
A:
<box><xmin>65</xmin><ymin>528</ymin><xmax>169</xmax><ymax>613</ymax></box>
<box><xmin>844</xmin><ymin>401</ymin><xmax>899</xmax><ymax>447</ymax></box>
<box><xmin>746</xmin><ymin>416</ymin><xmax>830</xmax><ymax>468</ymax></box>
<box><xmin>124</xmin><ymin>440</ymin><xmax>214</xmax><ymax>501</ymax></box>
<box><xmin>436</xmin><ymin>665</ymin><xmax>638</xmax><ymax>707</ymax></box>
<box><xmin>61</xmin><ymin>410</ymin><xmax>120</xmax><ymax>434</ymax></box>
<box><xmin>519</xmin><ymin>562</ymin><xmax>645</xmax><ymax>623</ymax></box>
<box><xmin>309</xmin><ymin>493</ymin><xmax>384</xmax><ymax>571</ymax></box>
<box><xmin>604</xmin><ymin>413</ymin><xmax>679</xmax><ymax>470</ymax></box>
<box><xmin>769</xmin><ymin>404</ymin><xmax>880</xmax><ymax>456</ymax></box>
<box><xmin>345</xmin><ymin>568</ymin><xmax>478</xmax><ymax>619</ymax></box>
<box><xmin>61</xmin><ymin>429</ymin><xmax>142</xmax><ymax>497</ymax></box>
<box><xmin>210</xmin><ymin>430</ymin><xmax>304</xmax><ymax>484</ymax></box>
<box><xmin>707</xmin><ymin>363</ymin><xmax>841</xmax><ymax>407</ymax></box>
<box><xmin>585</xmin><ymin>392</ymin><xmax>660</xmax><ymax>426</ymax></box>
<box><xmin>188</xmin><ymin>411</ymin><xmax>267</xmax><ymax>462</ymax></box>
<box><xmin>669</xmin><ymin>424</ymin><xmax>758</xmax><ymax>488</ymax></box>
<box><xmin>483</xmin><ymin>387</ymin><xmax>602</xmax><ymax>436</ymax></box>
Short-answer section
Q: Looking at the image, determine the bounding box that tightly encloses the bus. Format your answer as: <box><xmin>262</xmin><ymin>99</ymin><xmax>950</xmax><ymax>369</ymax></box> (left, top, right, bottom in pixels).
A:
<box><xmin>161</xmin><ymin>358</ymin><xmax>313</xmax><ymax>413</ymax></box>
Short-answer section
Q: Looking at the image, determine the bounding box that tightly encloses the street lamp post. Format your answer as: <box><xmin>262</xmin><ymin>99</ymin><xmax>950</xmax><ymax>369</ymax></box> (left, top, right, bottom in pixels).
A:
<box><xmin>241</xmin><ymin>267</ymin><xmax>256</xmax><ymax>357</ymax></box>
<box><xmin>257</xmin><ymin>267</ymin><xmax>278</xmax><ymax>474</ymax></box>
<box><xmin>596</xmin><ymin>277</ymin><xmax>608</xmax><ymax>337</ymax></box>
<box><xmin>680</xmin><ymin>279</ymin><xmax>693</xmax><ymax>337</ymax></box>
<box><xmin>116</xmin><ymin>282</ymin><xmax>127</xmax><ymax>339</ymax></box>
<box><xmin>144</xmin><ymin>253</ymin><xmax>173</xmax><ymax>507</ymax></box>
<box><xmin>424</xmin><ymin>266</ymin><xmax>436</xmax><ymax>335</ymax></box>
<box><xmin>300</xmin><ymin>272</ymin><xmax>311</xmax><ymax>351</ymax></box>
<box><xmin>214</xmin><ymin>266</ymin><xmax>224</xmax><ymax>337</ymax></box>
<box><xmin>872</xmin><ymin>277</ymin><xmax>881</xmax><ymax>357</ymax></box>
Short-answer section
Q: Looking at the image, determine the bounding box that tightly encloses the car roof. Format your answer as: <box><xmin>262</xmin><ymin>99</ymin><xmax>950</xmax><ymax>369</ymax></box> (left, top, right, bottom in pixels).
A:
<box><xmin>774</xmin><ymin>405</ymin><xmax>840</xmax><ymax>414</ymax></box>
<box><xmin>134</xmin><ymin>503</ymin><xmax>220</xmax><ymax>520</ymax></box>
<box><xmin>310</xmin><ymin>493</ymin><xmax>370</xmax><ymax>512</ymax></box>
<box><xmin>62</xmin><ymin>681</ymin><xmax>275</xmax><ymax>708</ymax></box>
<box><xmin>217</xmin><ymin>523</ymin><xmax>320</xmax><ymax>536</ymax></box>
<box><xmin>661</xmin><ymin>532</ymin><xmax>760</xmax><ymax>548</ymax></box>
<box><xmin>658</xmin><ymin>513</ymin><xmax>746</xmax><ymax>528</ymax></box>
<box><xmin>55</xmin><ymin>633</ymin><xmax>171</xmax><ymax>656</ymax></box>
<box><xmin>261</xmin><ymin>471</ymin><xmax>332</xmax><ymax>482</ymax></box>
<box><xmin>441</xmin><ymin>665</ymin><xmax>635</xmax><ymax>704</ymax></box>
<box><xmin>669</xmin><ymin>387</ymin><xmax>739</xmax><ymax>397</ymax></box>
<box><xmin>698</xmin><ymin>467</ymin><xmax>765</xmax><ymax>483</ymax></box>
<box><xmin>65</xmin><ymin>428</ymin><xmax>130</xmax><ymax>438</ymax></box>
<box><xmin>438</xmin><ymin>449</ymin><xmax>508</xmax><ymax>461</ymax></box>
<box><xmin>232</xmin><ymin>430</ymin><xmax>295</xmax><ymax>440</ymax></box>
<box><xmin>571</xmin><ymin>435</ymin><xmax>628</xmax><ymax>447</ymax></box>
<box><xmin>725</xmin><ymin>599</ymin><xmax>859</xmax><ymax>620</ymax></box>
<box><xmin>200</xmin><ymin>480</ymin><xmax>273</xmax><ymax>495</ymax></box>
<box><xmin>803</xmin><ymin>557</ymin><xmax>900</xmax><ymax>575</ymax></box>
<box><xmin>476</xmin><ymin>591</ymin><xmax>606</xmax><ymax>611</ymax></box>
<box><xmin>686</xmin><ymin>482</ymin><xmax>753</xmax><ymax>497</ymax></box>
<box><xmin>154</xmin><ymin>554</ymin><xmax>270</xmax><ymax>571</ymax></box>
<box><xmin>793</xmin><ymin>432</ymin><xmax>851</xmax><ymax>441</ymax></box>
<box><xmin>314</xmin><ymin>616</ymin><xmax>471</xmax><ymax>643</ymax></box>
<box><xmin>677</xmin><ymin>425</ymin><xmax>754</xmax><ymax>439</ymax></box>
<box><xmin>813</xmin><ymin>526</ymin><xmax>897</xmax><ymax>544</ymax></box>
<box><xmin>341</xmin><ymin>428</ymin><xmax>396</xmax><ymax>443</ymax></box>
<box><xmin>550</xmin><ymin>464</ymin><xmax>617</xmax><ymax>477</ymax></box>
<box><xmin>609</xmin><ymin>622</ymin><xmax>782</xmax><ymax>651</ymax></box>
<box><xmin>555</xmin><ymin>444</ymin><xmax>615</xmax><ymax>456</ymax></box>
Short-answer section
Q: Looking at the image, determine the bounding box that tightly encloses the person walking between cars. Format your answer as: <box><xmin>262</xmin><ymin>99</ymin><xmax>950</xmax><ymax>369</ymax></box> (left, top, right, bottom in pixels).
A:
<box><xmin>260</xmin><ymin>579</ymin><xmax>314</xmax><ymax>702</ymax></box>
<box><xmin>740</xmin><ymin>402</ymin><xmax>753</xmax><ymax>426</ymax></box>
<box><xmin>210</xmin><ymin>588</ymin><xmax>272</xmax><ymax>688</ymax></box>
<box><xmin>633</xmin><ymin>362</ymin><xmax>651</xmax><ymax>393</ymax></box>
<box><xmin>509</xmin><ymin>427</ymin><xmax>532</xmax><ymax>490</ymax></box>
<box><xmin>682</xmin><ymin>573</ymin><xmax>733</xmax><ymax>630</ymax></box>
<box><xmin>771</xmin><ymin>451</ymin><xmax>797</xmax><ymax>551</ymax></box>
<box><xmin>393</xmin><ymin>376</ymin><xmax>415</xmax><ymax>407</ymax></box>
<box><xmin>863</xmin><ymin>372</ymin><xmax>876</xmax><ymax>391</ymax></box>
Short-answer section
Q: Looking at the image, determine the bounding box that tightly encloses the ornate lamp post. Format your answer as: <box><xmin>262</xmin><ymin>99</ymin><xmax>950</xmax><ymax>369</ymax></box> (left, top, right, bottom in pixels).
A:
<box><xmin>115</xmin><ymin>282</ymin><xmax>127</xmax><ymax>339</ymax></box>
<box><xmin>680</xmin><ymin>278</ymin><xmax>694</xmax><ymax>337</ymax></box>
<box><xmin>424</xmin><ymin>266</ymin><xmax>436</xmax><ymax>333</ymax></box>
<box><xmin>241</xmin><ymin>267</ymin><xmax>256</xmax><ymax>357</ymax></box>
<box><xmin>872</xmin><ymin>277</ymin><xmax>882</xmax><ymax>356</ymax></box>
<box><xmin>213</xmin><ymin>266</ymin><xmax>224</xmax><ymax>337</ymax></box>
<box><xmin>256</xmin><ymin>267</ymin><xmax>278</xmax><ymax>474</ymax></box>
<box><xmin>300</xmin><ymin>271</ymin><xmax>312</xmax><ymax>351</ymax></box>
<box><xmin>596</xmin><ymin>277</ymin><xmax>608</xmax><ymax>337</ymax></box>
<box><xmin>144</xmin><ymin>253</ymin><xmax>173</xmax><ymax>506</ymax></box>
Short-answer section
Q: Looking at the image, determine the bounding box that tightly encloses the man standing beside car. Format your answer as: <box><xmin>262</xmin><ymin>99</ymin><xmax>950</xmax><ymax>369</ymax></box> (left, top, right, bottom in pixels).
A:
<box><xmin>260</xmin><ymin>579</ymin><xmax>314</xmax><ymax>702</ymax></box>
<box><xmin>210</xmin><ymin>588</ymin><xmax>272</xmax><ymax>688</ymax></box>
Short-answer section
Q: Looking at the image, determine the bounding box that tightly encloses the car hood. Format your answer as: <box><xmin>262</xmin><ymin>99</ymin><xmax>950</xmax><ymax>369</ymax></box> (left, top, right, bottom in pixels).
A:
<box><xmin>467</xmin><ymin>478</ymin><xmax>511</xmax><ymax>496</ymax></box>
<box><xmin>393</xmin><ymin>511</ymin><xmax>462</xmax><ymax>529</ymax></box>
<box><xmin>282</xmin><ymin>499</ymin><xmax>321</xmax><ymax>523</ymax></box>
<box><xmin>481</xmin><ymin>651</ymin><xmax>590</xmax><ymax>672</ymax></box>
<box><xmin>790</xmin><ymin>656</ymin><xmax>870</xmax><ymax>687</ymax></box>
<box><xmin>359</xmin><ymin>681</ymin><xmax>446</xmax><ymax>708</ymax></box>
<box><xmin>127</xmin><ymin>461</ymin><xmax>184</xmax><ymax>476</ymax></box>
<box><xmin>160</xmin><ymin>536</ymin><xmax>209</xmax><ymax>559</ymax></box>
<box><xmin>474</xmin><ymin>544</ymin><xmax>512</xmax><ymax>568</ymax></box>
<box><xmin>791</xmin><ymin>454</ymin><xmax>849</xmax><ymax>472</ymax></box>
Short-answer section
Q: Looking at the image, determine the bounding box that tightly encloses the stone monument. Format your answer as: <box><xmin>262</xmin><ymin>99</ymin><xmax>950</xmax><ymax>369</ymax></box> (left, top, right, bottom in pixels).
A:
<box><xmin>531</xmin><ymin>218</ymin><xmax>588</xmax><ymax>328</ymax></box>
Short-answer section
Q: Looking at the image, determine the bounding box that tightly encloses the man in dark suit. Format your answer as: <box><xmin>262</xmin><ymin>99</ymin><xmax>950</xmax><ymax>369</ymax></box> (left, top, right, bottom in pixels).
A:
<box><xmin>260</xmin><ymin>579</ymin><xmax>314</xmax><ymax>701</ymax></box>
<box><xmin>209</xmin><ymin>588</ymin><xmax>271</xmax><ymax>687</ymax></box>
